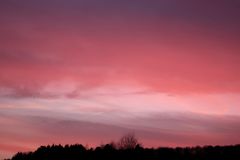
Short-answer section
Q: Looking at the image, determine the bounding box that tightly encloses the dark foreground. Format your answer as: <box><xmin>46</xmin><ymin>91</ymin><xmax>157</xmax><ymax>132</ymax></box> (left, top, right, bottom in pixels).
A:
<box><xmin>7</xmin><ymin>144</ymin><xmax>240</xmax><ymax>160</ymax></box>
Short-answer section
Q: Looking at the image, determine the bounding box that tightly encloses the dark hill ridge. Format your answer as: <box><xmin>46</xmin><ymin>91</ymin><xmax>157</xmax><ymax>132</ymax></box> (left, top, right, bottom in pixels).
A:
<box><xmin>6</xmin><ymin>144</ymin><xmax>240</xmax><ymax>160</ymax></box>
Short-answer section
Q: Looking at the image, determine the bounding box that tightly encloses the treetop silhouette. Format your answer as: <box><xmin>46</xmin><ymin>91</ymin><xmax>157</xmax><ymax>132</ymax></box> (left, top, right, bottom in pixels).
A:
<box><xmin>6</xmin><ymin>134</ymin><xmax>240</xmax><ymax>160</ymax></box>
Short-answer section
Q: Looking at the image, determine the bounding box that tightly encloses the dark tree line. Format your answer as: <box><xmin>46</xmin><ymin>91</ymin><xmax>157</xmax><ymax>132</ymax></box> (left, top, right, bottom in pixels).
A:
<box><xmin>5</xmin><ymin>134</ymin><xmax>240</xmax><ymax>160</ymax></box>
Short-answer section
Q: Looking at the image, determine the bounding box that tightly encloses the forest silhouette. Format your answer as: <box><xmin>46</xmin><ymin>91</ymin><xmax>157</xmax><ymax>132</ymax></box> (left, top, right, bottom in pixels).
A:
<box><xmin>5</xmin><ymin>134</ymin><xmax>240</xmax><ymax>160</ymax></box>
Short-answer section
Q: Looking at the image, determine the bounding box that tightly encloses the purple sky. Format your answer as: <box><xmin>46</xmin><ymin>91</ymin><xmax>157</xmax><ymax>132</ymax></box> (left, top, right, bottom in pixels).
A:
<box><xmin>0</xmin><ymin>0</ymin><xmax>240</xmax><ymax>159</ymax></box>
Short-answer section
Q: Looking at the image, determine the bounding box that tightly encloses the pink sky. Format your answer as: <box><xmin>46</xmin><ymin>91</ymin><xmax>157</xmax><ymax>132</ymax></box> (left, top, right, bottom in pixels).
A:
<box><xmin>0</xmin><ymin>0</ymin><xmax>240</xmax><ymax>159</ymax></box>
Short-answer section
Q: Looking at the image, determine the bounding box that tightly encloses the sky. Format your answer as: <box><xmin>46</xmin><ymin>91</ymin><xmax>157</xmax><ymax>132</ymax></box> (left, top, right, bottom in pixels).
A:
<box><xmin>0</xmin><ymin>0</ymin><xmax>240</xmax><ymax>159</ymax></box>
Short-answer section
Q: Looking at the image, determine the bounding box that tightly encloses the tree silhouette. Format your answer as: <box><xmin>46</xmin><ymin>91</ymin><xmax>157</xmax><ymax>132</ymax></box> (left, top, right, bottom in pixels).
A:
<box><xmin>117</xmin><ymin>133</ymin><xmax>139</xmax><ymax>149</ymax></box>
<box><xmin>6</xmin><ymin>134</ymin><xmax>240</xmax><ymax>160</ymax></box>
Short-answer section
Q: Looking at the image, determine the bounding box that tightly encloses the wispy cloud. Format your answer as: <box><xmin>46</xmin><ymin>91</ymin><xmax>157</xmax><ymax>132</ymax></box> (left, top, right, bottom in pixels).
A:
<box><xmin>0</xmin><ymin>0</ymin><xmax>240</xmax><ymax>159</ymax></box>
